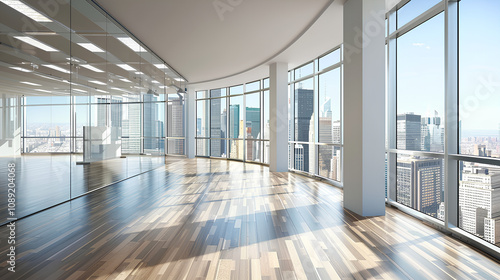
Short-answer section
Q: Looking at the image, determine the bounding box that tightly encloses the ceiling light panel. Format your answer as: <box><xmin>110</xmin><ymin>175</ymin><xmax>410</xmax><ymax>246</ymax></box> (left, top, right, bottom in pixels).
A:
<box><xmin>20</xmin><ymin>81</ymin><xmax>41</xmax><ymax>86</ymax></box>
<box><xmin>117</xmin><ymin>64</ymin><xmax>136</xmax><ymax>71</ymax></box>
<box><xmin>77</xmin><ymin>43</ymin><xmax>105</xmax><ymax>53</ymax></box>
<box><xmin>14</xmin><ymin>36</ymin><xmax>58</xmax><ymax>52</ymax></box>
<box><xmin>80</xmin><ymin>64</ymin><xmax>104</xmax><ymax>73</ymax></box>
<box><xmin>43</xmin><ymin>64</ymin><xmax>70</xmax><ymax>74</ymax></box>
<box><xmin>10</xmin><ymin>66</ymin><xmax>32</xmax><ymax>72</ymax></box>
<box><xmin>117</xmin><ymin>37</ymin><xmax>145</xmax><ymax>52</ymax></box>
<box><xmin>89</xmin><ymin>80</ymin><xmax>106</xmax><ymax>85</ymax></box>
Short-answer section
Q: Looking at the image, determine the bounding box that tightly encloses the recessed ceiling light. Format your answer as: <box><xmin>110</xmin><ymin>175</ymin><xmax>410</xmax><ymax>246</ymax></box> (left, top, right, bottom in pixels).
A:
<box><xmin>80</xmin><ymin>64</ymin><xmax>104</xmax><ymax>73</ymax></box>
<box><xmin>10</xmin><ymin>66</ymin><xmax>32</xmax><ymax>72</ymax></box>
<box><xmin>152</xmin><ymin>80</ymin><xmax>160</xmax><ymax>84</ymax></box>
<box><xmin>77</xmin><ymin>43</ymin><xmax>105</xmax><ymax>53</ymax></box>
<box><xmin>35</xmin><ymin>89</ymin><xmax>51</xmax><ymax>93</ymax></box>
<box><xmin>135</xmin><ymin>71</ymin><xmax>144</xmax><ymax>75</ymax></box>
<box><xmin>120</xmin><ymin>78</ymin><xmax>131</xmax><ymax>83</ymax></box>
<box><xmin>154</xmin><ymin>64</ymin><xmax>168</xmax><ymax>69</ymax></box>
<box><xmin>72</xmin><ymin>88</ymin><xmax>87</xmax><ymax>93</ymax></box>
<box><xmin>0</xmin><ymin>0</ymin><xmax>52</xmax><ymax>22</ymax></box>
<box><xmin>89</xmin><ymin>80</ymin><xmax>106</xmax><ymax>85</ymax></box>
<box><xmin>14</xmin><ymin>36</ymin><xmax>58</xmax><ymax>52</ymax></box>
<box><xmin>174</xmin><ymin>78</ymin><xmax>185</xmax><ymax>82</ymax></box>
<box><xmin>20</xmin><ymin>81</ymin><xmax>41</xmax><ymax>86</ymax></box>
<box><xmin>111</xmin><ymin>87</ymin><xmax>129</xmax><ymax>92</ymax></box>
<box><xmin>117</xmin><ymin>64</ymin><xmax>136</xmax><ymax>71</ymax></box>
<box><xmin>43</xmin><ymin>64</ymin><xmax>70</xmax><ymax>74</ymax></box>
<box><xmin>117</xmin><ymin>37</ymin><xmax>146</xmax><ymax>52</ymax></box>
<box><xmin>96</xmin><ymin>89</ymin><xmax>107</xmax><ymax>94</ymax></box>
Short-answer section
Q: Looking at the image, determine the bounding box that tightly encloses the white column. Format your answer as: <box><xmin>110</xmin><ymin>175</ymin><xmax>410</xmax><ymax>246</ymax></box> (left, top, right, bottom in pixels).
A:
<box><xmin>343</xmin><ymin>0</ymin><xmax>385</xmax><ymax>216</ymax></box>
<box><xmin>269</xmin><ymin>62</ymin><xmax>288</xmax><ymax>172</ymax></box>
<box><xmin>185</xmin><ymin>88</ymin><xmax>196</xmax><ymax>158</ymax></box>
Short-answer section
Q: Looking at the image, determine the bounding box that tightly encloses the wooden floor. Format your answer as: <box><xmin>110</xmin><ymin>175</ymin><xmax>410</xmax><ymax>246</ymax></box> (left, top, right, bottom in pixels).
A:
<box><xmin>0</xmin><ymin>154</ymin><xmax>164</xmax><ymax>222</ymax></box>
<box><xmin>0</xmin><ymin>158</ymin><xmax>499</xmax><ymax>279</ymax></box>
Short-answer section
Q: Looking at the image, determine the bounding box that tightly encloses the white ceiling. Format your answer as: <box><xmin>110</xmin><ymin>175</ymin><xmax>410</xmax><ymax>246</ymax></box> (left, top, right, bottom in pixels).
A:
<box><xmin>94</xmin><ymin>0</ymin><xmax>401</xmax><ymax>90</ymax></box>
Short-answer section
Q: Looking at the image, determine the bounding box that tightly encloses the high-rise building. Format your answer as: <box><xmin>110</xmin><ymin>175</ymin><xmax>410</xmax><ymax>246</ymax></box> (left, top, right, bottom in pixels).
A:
<box><xmin>229</xmin><ymin>104</ymin><xmax>240</xmax><ymax>139</ymax></box>
<box><xmin>210</xmin><ymin>89</ymin><xmax>223</xmax><ymax>157</ymax></box>
<box><xmin>397</xmin><ymin>157</ymin><xmax>442</xmax><ymax>218</ymax></box>
<box><xmin>144</xmin><ymin>94</ymin><xmax>159</xmax><ymax>150</ymax></box>
<box><xmin>167</xmin><ymin>94</ymin><xmax>184</xmax><ymax>154</ymax></box>
<box><xmin>459</xmin><ymin>166</ymin><xmax>500</xmax><ymax>245</ymax></box>
<box><xmin>397</xmin><ymin>113</ymin><xmax>421</xmax><ymax>151</ymax></box>
<box><xmin>420</xmin><ymin>111</ymin><xmax>442</xmax><ymax>152</ymax></box>
<box><xmin>295</xmin><ymin>88</ymin><xmax>314</xmax><ymax>171</ymax></box>
<box><xmin>246</xmin><ymin>107</ymin><xmax>261</xmax><ymax>139</ymax></box>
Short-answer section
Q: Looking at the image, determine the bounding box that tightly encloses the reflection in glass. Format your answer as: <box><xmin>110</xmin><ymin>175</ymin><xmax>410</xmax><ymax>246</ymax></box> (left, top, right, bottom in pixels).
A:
<box><xmin>318</xmin><ymin>145</ymin><xmax>341</xmax><ymax>181</ymax></box>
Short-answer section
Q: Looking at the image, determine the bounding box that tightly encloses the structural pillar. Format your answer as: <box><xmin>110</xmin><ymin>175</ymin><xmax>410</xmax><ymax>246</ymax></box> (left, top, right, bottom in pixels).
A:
<box><xmin>185</xmin><ymin>88</ymin><xmax>196</xmax><ymax>158</ymax></box>
<box><xmin>343</xmin><ymin>0</ymin><xmax>385</xmax><ymax>216</ymax></box>
<box><xmin>269</xmin><ymin>62</ymin><xmax>288</xmax><ymax>172</ymax></box>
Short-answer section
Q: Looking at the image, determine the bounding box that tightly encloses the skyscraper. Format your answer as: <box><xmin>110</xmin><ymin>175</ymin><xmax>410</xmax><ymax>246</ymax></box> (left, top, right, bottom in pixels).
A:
<box><xmin>229</xmin><ymin>104</ymin><xmax>240</xmax><ymax>139</ymax></box>
<box><xmin>210</xmin><ymin>89</ymin><xmax>223</xmax><ymax>156</ymax></box>
<box><xmin>246</xmin><ymin>107</ymin><xmax>261</xmax><ymax>139</ymax></box>
<box><xmin>167</xmin><ymin>94</ymin><xmax>184</xmax><ymax>154</ymax></box>
<box><xmin>459</xmin><ymin>166</ymin><xmax>500</xmax><ymax>245</ymax></box>
<box><xmin>295</xmin><ymin>88</ymin><xmax>314</xmax><ymax>171</ymax></box>
<box><xmin>420</xmin><ymin>111</ymin><xmax>442</xmax><ymax>152</ymax></box>
<box><xmin>397</xmin><ymin>157</ymin><xmax>442</xmax><ymax>218</ymax></box>
<box><xmin>144</xmin><ymin>94</ymin><xmax>159</xmax><ymax>151</ymax></box>
<box><xmin>397</xmin><ymin>113</ymin><xmax>421</xmax><ymax>151</ymax></box>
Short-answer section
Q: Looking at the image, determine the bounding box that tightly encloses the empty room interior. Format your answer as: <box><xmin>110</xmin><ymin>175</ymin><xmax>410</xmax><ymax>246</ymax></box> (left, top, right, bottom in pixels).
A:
<box><xmin>1</xmin><ymin>0</ymin><xmax>500</xmax><ymax>279</ymax></box>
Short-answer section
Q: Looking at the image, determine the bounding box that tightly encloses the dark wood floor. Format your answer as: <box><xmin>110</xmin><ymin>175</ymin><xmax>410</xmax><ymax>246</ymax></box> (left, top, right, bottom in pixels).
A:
<box><xmin>0</xmin><ymin>154</ymin><xmax>165</xmax><ymax>222</ymax></box>
<box><xmin>0</xmin><ymin>158</ymin><xmax>499</xmax><ymax>279</ymax></box>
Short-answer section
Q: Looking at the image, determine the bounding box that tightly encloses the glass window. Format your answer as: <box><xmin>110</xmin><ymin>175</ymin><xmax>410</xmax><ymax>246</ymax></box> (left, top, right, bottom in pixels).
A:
<box><xmin>229</xmin><ymin>139</ymin><xmax>244</xmax><ymax>160</ymax></box>
<box><xmin>318</xmin><ymin>68</ymin><xmax>341</xmax><ymax>144</ymax></box>
<box><xmin>229</xmin><ymin>85</ymin><xmax>243</xmax><ymax>95</ymax></box>
<box><xmin>196</xmin><ymin>139</ymin><xmax>209</xmax><ymax>157</ymax></box>
<box><xmin>245</xmin><ymin>93</ymin><xmax>261</xmax><ymax>140</ymax></box>
<box><xmin>197</xmin><ymin>90</ymin><xmax>208</xmax><ymax>99</ymax></box>
<box><xmin>229</xmin><ymin>96</ymin><xmax>243</xmax><ymax>139</ymax></box>
<box><xmin>197</xmin><ymin>100</ymin><xmax>210</xmax><ymax>137</ymax></box>
<box><xmin>263</xmin><ymin>78</ymin><xmax>270</xmax><ymax>89</ymax></box>
<box><xmin>459</xmin><ymin>0</ymin><xmax>500</xmax><ymax>159</ymax></box>
<box><xmin>210</xmin><ymin>96</ymin><xmax>226</xmax><ymax>157</ymax></box>
<box><xmin>245</xmin><ymin>81</ymin><xmax>260</xmax><ymax>92</ymax></box>
<box><xmin>318</xmin><ymin>49</ymin><xmax>341</xmax><ymax>71</ymax></box>
<box><xmin>167</xmin><ymin>94</ymin><xmax>184</xmax><ymax>137</ymax></box>
<box><xmin>211</xmin><ymin>88</ymin><xmax>226</xmax><ymax>98</ymax></box>
<box><xmin>263</xmin><ymin>90</ymin><xmax>270</xmax><ymax>140</ymax></box>
<box><xmin>318</xmin><ymin>145</ymin><xmax>341</xmax><ymax>182</ymax></box>
<box><xmin>397</xmin><ymin>13</ymin><xmax>444</xmax><ymax>153</ymax></box>
<box><xmin>294</xmin><ymin>78</ymin><xmax>314</xmax><ymax>143</ymax></box>
<box><xmin>397</xmin><ymin>0</ymin><xmax>441</xmax><ymax>29</ymax></box>
<box><xmin>294</xmin><ymin>62</ymin><xmax>314</xmax><ymax>80</ymax></box>
<box><xmin>459</xmin><ymin>161</ymin><xmax>500</xmax><ymax>246</ymax></box>
<box><xmin>396</xmin><ymin>154</ymin><xmax>444</xmax><ymax>220</ymax></box>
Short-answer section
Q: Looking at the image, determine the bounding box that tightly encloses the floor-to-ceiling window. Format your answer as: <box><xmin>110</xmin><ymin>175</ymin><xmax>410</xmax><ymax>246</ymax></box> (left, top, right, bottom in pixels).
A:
<box><xmin>195</xmin><ymin>78</ymin><xmax>270</xmax><ymax>164</ymax></box>
<box><xmin>288</xmin><ymin>48</ymin><xmax>343</xmax><ymax>183</ymax></box>
<box><xmin>387</xmin><ymin>0</ymin><xmax>500</xmax><ymax>254</ymax></box>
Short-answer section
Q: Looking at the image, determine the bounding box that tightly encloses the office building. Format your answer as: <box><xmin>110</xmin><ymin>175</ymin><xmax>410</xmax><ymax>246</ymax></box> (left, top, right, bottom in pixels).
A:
<box><xmin>1</xmin><ymin>0</ymin><xmax>499</xmax><ymax>279</ymax></box>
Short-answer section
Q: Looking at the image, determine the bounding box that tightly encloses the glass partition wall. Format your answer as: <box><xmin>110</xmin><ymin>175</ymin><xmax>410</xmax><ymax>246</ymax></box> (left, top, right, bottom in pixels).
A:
<box><xmin>0</xmin><ymin>0</ymin><xmax>186</xmax><ymax>224</ymax></box>
<box><xmin>196</xmin><ymin>79</ymin><xmax>270</xmax><ymax>164</ymax></box>
<box><xmin>387</xmin><ymin>0</ymin><xmax>500</xmax><ymax>255</ymax></box>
